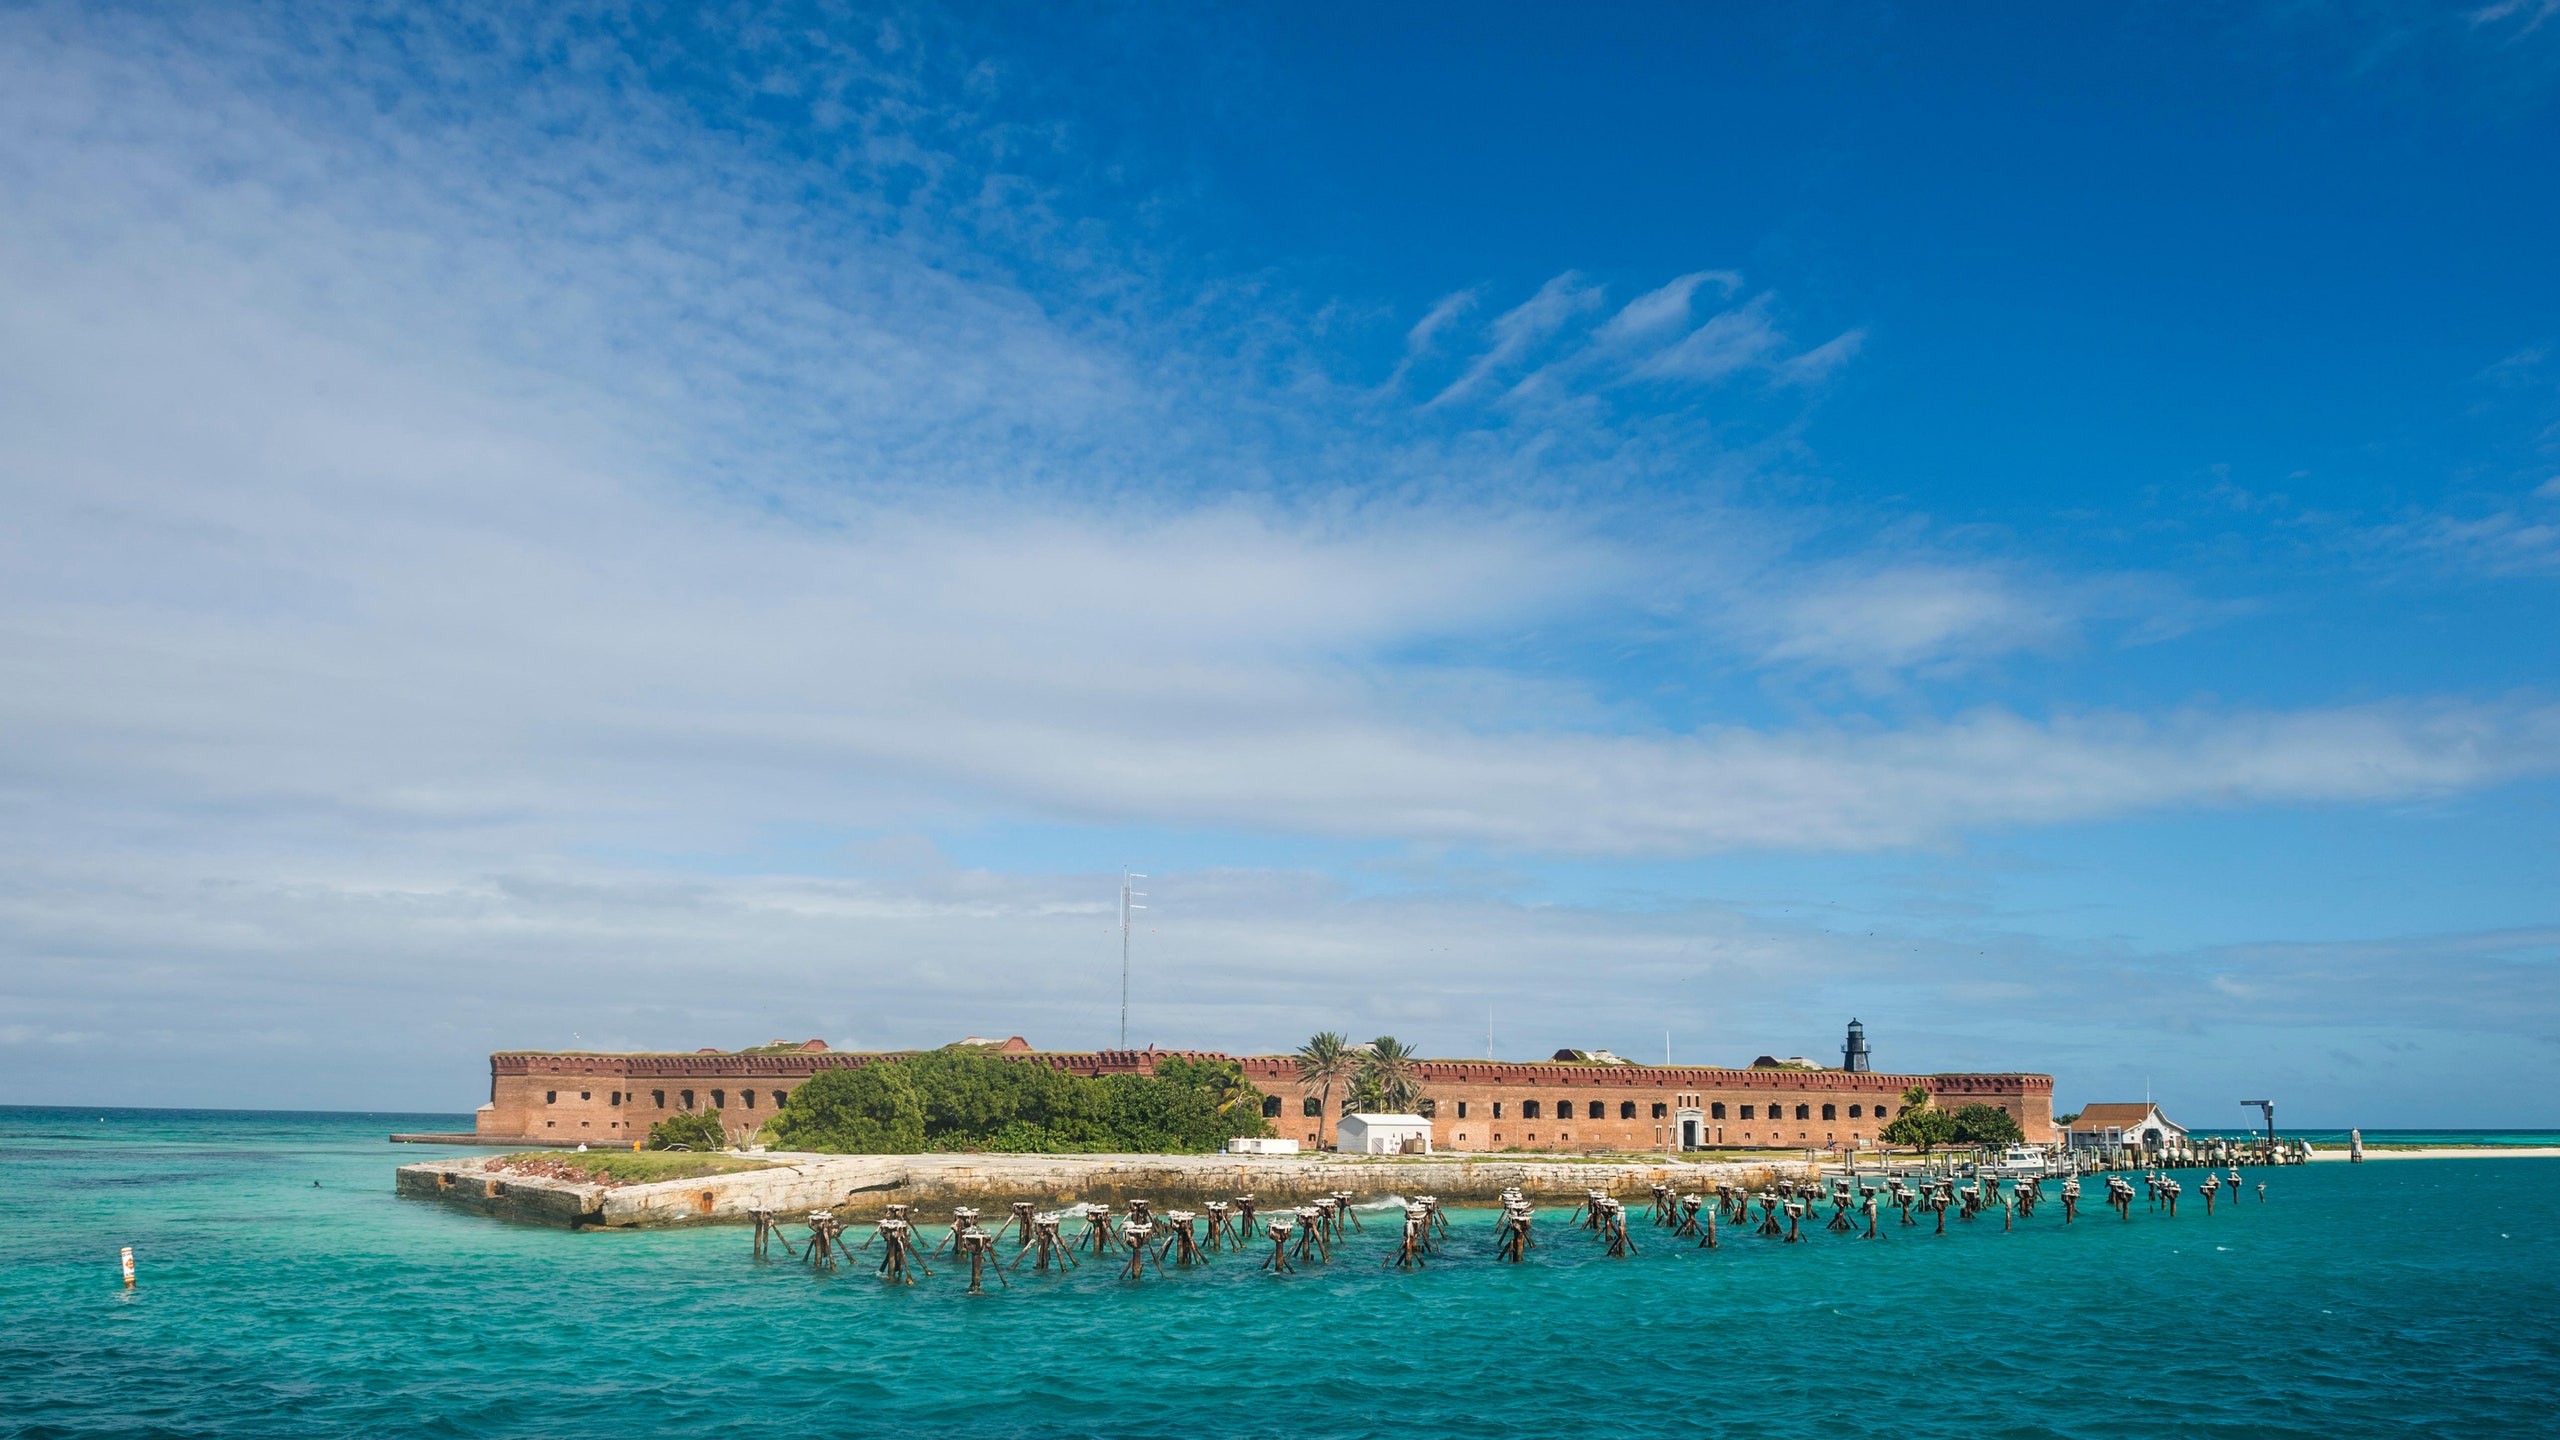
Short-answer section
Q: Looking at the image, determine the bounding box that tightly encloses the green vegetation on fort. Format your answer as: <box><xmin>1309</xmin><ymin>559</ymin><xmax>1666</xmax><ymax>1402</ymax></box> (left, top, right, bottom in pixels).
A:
<box><xmin>1880</xmin><ymin>1086</ymin><xmax>2026</xmax><ymax>1152</ymax></box>
<box><xmin>644</xmin><ymin>1109</ymin><xmax>730</xmax><ymax>1152</ymax></box>
<box><xmin>764</xmin><ymin>1048</ymin><xmax>1275</xmax><ymax>1155</ymax></box>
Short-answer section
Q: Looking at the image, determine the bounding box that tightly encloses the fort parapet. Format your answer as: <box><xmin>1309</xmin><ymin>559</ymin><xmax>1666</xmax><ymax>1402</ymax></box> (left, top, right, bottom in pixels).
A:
<box><xmin>476</xmin><ymin>1038</ymin><xmax>2054</xmax><ymax>1151</ymax></box>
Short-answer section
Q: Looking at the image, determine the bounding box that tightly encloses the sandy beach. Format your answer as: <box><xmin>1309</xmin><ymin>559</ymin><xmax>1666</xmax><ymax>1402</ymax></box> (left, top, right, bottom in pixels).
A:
<box><xmin>2306</xmin><ymin>1147</ymin><xmax>2560</xmax><ymax>1161</ymax></box>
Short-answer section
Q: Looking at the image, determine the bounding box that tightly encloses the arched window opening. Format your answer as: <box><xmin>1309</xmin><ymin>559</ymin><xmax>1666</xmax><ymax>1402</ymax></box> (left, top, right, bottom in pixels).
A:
<box><xmin>579</xmin><ymin>1091</ymin><xmax>591</xmax><ymax>1102</ymax></box>
<box><xmin>1620</xmin><ymin>1101</ymin><xmax>1637</xmax><ymax>1119</ymax></box>
<box><xmin>545</xmin><ymin>1091</ymin><xmax>557</xmax><ymax>1104</ymax></box>
<box><xmin>680</xmin><ymin>1089</ymin><xmax>696</xmax><ymax>1111</ymax></box>
<box><xmin>742</xmin><ymin>1090</ymin><xmax>758</xmax><ymax>1109</ymax></box>
<box><xmin>1492</xmin><ymin>1101</ymin><xmax>1504</xmax><ymax>1118</ymax></box>
<box><xmin>1710</xmin><ymin>1102</ymin><xmax>1726</xmax><ymax>1119</ymax></box>
<box><xmin>1457</xmin><ymin>1101</ymin><xmax>1470</xmax><ymax>1119</ymax></box>
<box><xmin>773</xmin><ymin>1089</ymin><xmax>788</xmax><ymax>1108</ymax></box>
<box><xmin>1588</xmin><ymin>1101</ymin><xmax>1605</xmax><ymax>1120</ymax></box>
<box><xmin>652</xmin><ymin>1089</ymin><xmax>666</xmax><ymax>1109</ymax></box>
<box><xmin>1651</xmin><ymin>1102</ymin><xmax>1667</xmax><ymax>1119</ymax></box>
<box><xmin>1795</xmin><ymin>1104</ymin><xmax>1810</xmax><ymax>1120</ymax></box>
<box><xmin>1262</xmin><ymin>1095</ymin><xmax>1283</xmax><ymax>1117</ymax></box>
<box><xmin>1848</xmin><ymin>1104</ymin><xmax>1862</xmax><ymax>1118</ymax></box>
<box><xmin>1821</xmin><ymin>1104</ymin><xmax>1836</xmax><ymax>1120</ymax></box>
<box><xmin>710</xmin><ymin>1089</ymin><xmax>726</xmax><ymax>1110</ymax></box>
<box><xmin>1418</xmin><ymin>1099</ymin><xmax>1437</xmax><ymax>1118</ymax></box>
<box><xmin>1522</xmin><ymin>1100</ymin><xmax>1542</xmax><ymax>1120</ymax></box>
<box><xmin>1739</xmin><ymin>1105</ymin><xmax>1755</xmax><ymax>1120</ymax></box>
<box><xmin>1302</xmin><ymin>1096</ymin><xmax>1324</xmax><ymax>1117</ymax></box>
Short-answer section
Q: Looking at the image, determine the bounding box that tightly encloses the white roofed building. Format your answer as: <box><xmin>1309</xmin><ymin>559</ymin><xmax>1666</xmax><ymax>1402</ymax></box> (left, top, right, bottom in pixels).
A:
<box><xmin>1335</xmin><ymin>1113</ymin><xmax>1432</xmax><ymax>1155</ymax></box>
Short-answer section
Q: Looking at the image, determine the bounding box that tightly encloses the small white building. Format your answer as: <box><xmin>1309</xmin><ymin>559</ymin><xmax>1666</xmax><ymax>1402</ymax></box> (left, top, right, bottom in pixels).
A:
<box><xmin>1335</xmin><ymin>1113</ymin><xmax>1433</xmax><ymax>1155</ymax></box>
<box><xmin>1226</xmin><ymin>1136</ymin><xmax>1301</xmax><ymax>1155</ymax></box>
<box><xmin>2067</xmin><ymin>1102</ymin><xmax>2187</xmax><ymax>1151</ymax></box>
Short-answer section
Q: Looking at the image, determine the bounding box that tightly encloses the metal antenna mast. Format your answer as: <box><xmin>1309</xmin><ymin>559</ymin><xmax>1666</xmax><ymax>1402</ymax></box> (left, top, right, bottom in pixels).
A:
<box><xmin>1119</xmin><ymin>870</ymin><xmax>1146</xmax><ymax>1049</ymax></box>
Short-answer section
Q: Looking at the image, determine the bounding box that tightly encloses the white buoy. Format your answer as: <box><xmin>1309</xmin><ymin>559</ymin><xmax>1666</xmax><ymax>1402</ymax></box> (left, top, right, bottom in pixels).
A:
<box><xmin>120</xmin><ymin>1246</ymin><xmax>134</xmax><ymax>1287</ymax></box>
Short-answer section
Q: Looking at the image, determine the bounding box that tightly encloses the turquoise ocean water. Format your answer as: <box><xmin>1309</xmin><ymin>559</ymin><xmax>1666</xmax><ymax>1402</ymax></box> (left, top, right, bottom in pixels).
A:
<box><xmin>5</xmin><ymin>1107</ymin><xmax>2557</xmax><ymax>1439</ymax></box>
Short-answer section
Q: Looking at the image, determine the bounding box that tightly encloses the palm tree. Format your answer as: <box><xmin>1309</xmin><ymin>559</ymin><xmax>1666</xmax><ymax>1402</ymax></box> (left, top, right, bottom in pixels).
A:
<box><xmin>1358</xmin><ymin>1035</ymin><xmax>1423</xmax><ymax>1115</ymax></box>
<box><xmin>1294</xmin><ymin>1032</ymin><xmax>1353</xmax><ymax>1137</ymax></box>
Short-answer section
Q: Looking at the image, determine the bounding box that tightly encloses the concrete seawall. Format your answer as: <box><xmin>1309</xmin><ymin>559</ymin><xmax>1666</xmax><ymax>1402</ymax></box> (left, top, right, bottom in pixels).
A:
<box><xmin>395</xmin><ymin>1151</ymin><xmax>1813</xmax><ymax>1229</ymax></box>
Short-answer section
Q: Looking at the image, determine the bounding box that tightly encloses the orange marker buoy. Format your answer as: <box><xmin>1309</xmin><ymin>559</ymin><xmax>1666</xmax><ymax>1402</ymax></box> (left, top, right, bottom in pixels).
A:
<box><xmin>120</xmin><ymin>1246</ymin><xmax>135</xmax><ymax>1287</ymax></box>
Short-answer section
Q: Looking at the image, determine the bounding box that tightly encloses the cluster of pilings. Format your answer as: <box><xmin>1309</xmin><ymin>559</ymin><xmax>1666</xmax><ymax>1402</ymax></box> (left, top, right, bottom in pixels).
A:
<box><xmin>745</xmin><ymin>1151</ymin><xmax>2270</xmax><ymax>1287</ymax></box>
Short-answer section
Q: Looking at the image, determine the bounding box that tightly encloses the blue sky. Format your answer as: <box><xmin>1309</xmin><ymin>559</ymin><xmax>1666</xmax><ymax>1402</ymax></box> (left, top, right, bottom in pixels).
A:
<box><xmin>0</xmin><ymin>1</ymin><xmax>2555</xmax><ymax>1124</ymax></box>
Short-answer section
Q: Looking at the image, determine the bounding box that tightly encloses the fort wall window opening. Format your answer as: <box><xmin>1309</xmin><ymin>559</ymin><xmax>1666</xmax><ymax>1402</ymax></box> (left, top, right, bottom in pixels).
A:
<box><xmin>1587</xmin><ymin>1101</ymin><xmax>1604</xmax><ymax>1120</ymax></box>
<box><xmin>1619</xmin><ymin>1101</ymin><xmax>1636</xmax><ymax>1120</ymax></box>
<box><xmin>1822</xmin><ymin>1104</ymin><xmax>1836</xmax><ymax>1120</ymax></box>
<box><xmin>1522</xmin><ymin>1100</ymin><xmax>1541</xmax><ymax>1120</ymax></box>
<box><xmin>1651</xmin><ymin>1103</ymin><xmax>1666</xmax><ymax>1119</ymax></box>
<box><xmin>545</xmin><ymin>1091</ymin><xmax>556</xmax><ymax>1104</ymax></box>
<box><xmin>1302</xmin><ymin>1096</ymin><xmax>1323</xmax><ymax>1117</ymax></box>
<box><xmin>1795</xmin><ymin>1104</ymin><xmax>1810</xmax><ymax>1120</ymax></box>
<box><xmin>680</xmin><ymin>1089</ymin><xmax>695</xmax><ymax>1110</ymax></box>
<box><xmin>1456</xmin><ymin>1101</ymin><xmax>1469</xmax><ymax>1119</ymax></box>
<box><xmin>710</xmin><ymin>1090</ymin><xmax>725</xmax><ymax>1109</ymax></box>
<box><xmin>1262</xmin><ymin>1096</ymin><xmax>1282</xmax><ymax>1117</ymax></box>
<box><xmin>1711</xmin><ymin>1102</ymin><xmax>1726</xmax><ymax>1119</ymax></box>
<box><xmin>652</xmin><ymin>1090</ymin><xmax>665</xmax><ymax>1109</ymax></box>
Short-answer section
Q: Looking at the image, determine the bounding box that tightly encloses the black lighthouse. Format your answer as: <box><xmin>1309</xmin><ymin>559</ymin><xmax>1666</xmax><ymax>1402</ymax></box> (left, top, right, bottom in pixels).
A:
<box><xmin>1842</xmin><ymin>1019</ymin><xmax>1871</xmax><ymax>1073</ymax></box>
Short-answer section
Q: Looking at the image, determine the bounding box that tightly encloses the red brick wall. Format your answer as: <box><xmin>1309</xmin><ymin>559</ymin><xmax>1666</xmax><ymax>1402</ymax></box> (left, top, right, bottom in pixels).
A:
<box><xmin>477</xmin><ymin>1048</ymin><xmax>2055</xmax><ymax>1149</ymax></box>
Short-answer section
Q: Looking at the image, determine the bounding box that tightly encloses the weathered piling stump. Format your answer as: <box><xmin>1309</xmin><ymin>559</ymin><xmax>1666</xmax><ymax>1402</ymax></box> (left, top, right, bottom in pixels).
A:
<box><xmin>1333</xmin><ymin>1190</ymin><xmax>1363</xmax><ymax>1232</ymax></box>
<box><xmin>1012</xmin><ymin>1215</ymin><xmax>1076</xmax><ymax>1273</ymax></box>
<box><xmin>1495</xmin><ymin>1201</ymin><xmax>1534</xmax><ymax>1262</ymax></box>
<box><xmin>1080</xmin><ymin>1204</ymin><xmax>1116</xmax><ymax>1256</ymax></box>
<box><xmin>958</xmin><ymin>1226</ymin><xmax>1006</xmax><ymax>1293</ymax></box>
<box><xmin>934</xmin><ymin>1207</ymin><xmax>981</xmax><ymax>1258</ymax></box>
<box><xmin>1387</xmin><ymin>1205</ymin><xmax>1431</xmax><ymax>1270</ymax></box>
<box><xmin>1233</xmin><ymin>1194</ymin><xmax>1260</xmax><ymax>1242</ymax></box>
<box><xmin>1118</xmin><ymin>1221</ymin><xmax>1161</xmax><ymax>1279</ymax></box>
<box><xmin>1672</xmin><ymin>1193</ymin><xmax>1702</xmax><ymax>1240</ymax></box>
<box><xmin>873</xmin><ymin>1216</ymin><xmax>928</xmax><ymax>1285</ymax></box>
<box><xmin>1160</xmin><ymin>1210</ymin><xmax>1205</xmax><ymax>1266</ymax></box>
<box><xmin>1291</xmin><ymin>1207</ymin><xmax>1330</xmax><ymax>1264</ymax></box>
<box><xmin>1598</xmin><ymin>1198</ymin><xmax>1637</xmax><ymax>1257</ymax></box>
<box><xmin>801</xmin><ymin>1209</ymin><xmax>840</xmax><ymax>1270</ymax></box>
<box><xmin>1261</xmin><ymin>1218</ymin><xmax>1296</xmax><ymax>1274</ymax></box>
<box><xmin>1203</xmin><ymin>1200</ymin><xmax>1233</xmax><ymax>1251</ymax></box>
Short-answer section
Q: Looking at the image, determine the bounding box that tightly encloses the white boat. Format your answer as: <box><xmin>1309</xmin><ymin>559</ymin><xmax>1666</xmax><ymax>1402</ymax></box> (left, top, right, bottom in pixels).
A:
<box><xmin>1991</xmin><ymin>1144</ymin><xmax>2049</xmax><ymax>1176</ymax></box>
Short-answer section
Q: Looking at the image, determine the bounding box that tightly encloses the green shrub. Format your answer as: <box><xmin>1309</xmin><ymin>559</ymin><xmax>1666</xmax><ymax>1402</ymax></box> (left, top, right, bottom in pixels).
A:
<box><xmin>1881</xmin><ymin>1104</ymin><xmax>1957</xmax><ymax>1152</ymax></box>
<box><xmin>644</xmin><ymin>1109</ymin><xmax>730</xmax><ymax>1151</ymax></box>
<box><xmin>766</xmin><ymin>1063</ymin><xmax>927</xmax><ymax>1153</ymax></box>
<box><xmin>1949</xmin><ymin>1103</ymin><xmax>2025</xmax><ymax>1146</ymax></box>
<box><xmin>766</xmin><ymin>1047</ymin><xmax>1271</xmax><ymax>1156</ymax></box>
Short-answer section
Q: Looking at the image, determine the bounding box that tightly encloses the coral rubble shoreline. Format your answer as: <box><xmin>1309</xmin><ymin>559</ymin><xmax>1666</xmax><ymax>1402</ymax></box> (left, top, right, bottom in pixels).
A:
<box><xmin>395</xmin><ymin>1150</ymin><xmax>1808</xmax><ymax>1229</ymax></box>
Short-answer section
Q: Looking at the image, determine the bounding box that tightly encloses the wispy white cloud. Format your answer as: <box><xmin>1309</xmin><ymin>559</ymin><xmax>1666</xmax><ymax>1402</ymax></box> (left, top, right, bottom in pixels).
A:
<box><xmin>1427</xmin><ymin>272</ymin><xmax>1607</xmax><ymax>406</ymax></box>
